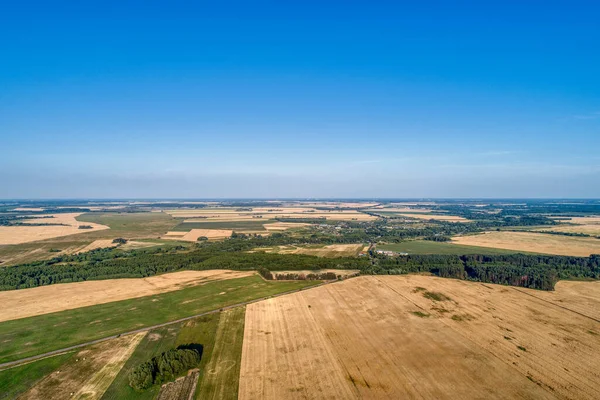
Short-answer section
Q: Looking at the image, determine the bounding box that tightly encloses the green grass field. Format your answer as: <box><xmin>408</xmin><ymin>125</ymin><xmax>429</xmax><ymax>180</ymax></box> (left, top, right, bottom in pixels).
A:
<box><xmin>0</xmin><ymin>352</ymin><xmax>74</xmax><ymax>400</ymax></box>
<box><xmin>172</xmin><ymin>220</ymin><xmax>274</xmax><ymax>232</ymax></box>
<box><xmin>378</xmin><ymin>240</ymin><xmax>528</xmax><ymax>255</ymax></box>
<box><xmin>102</xmin><ymin>325</ymin><xmax>182</xmax><ymax>400</ymax></box>
<box><xmin>102</xmin><ymin>308</ymin><xmax>244</xmax><ymax>400</ymax></box>
<box><xmin>0</xmin><ymin>212</ymin><xmax>180</xmax><ymax>267</ymax></box>
<box><xmin>76</xmin><ymin>212</ymin><xmax>179</xmax><ymax>238</ymax></box>
<box><xmin>0</xmin><ymin>275</ymin><xmax>318</xmax><ymax>364</ymax></box>
<box><xmin>196</xmin><ymin>307</ymin><xmax>245</xmax><ymax>399</ymax></box>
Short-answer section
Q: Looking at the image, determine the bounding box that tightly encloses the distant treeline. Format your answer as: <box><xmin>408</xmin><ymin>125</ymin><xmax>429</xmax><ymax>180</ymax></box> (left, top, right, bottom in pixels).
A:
<box><xmin>371</xmin><ymin>254</ymin><xmax>600</xmax><ymax>291</ymax></box>
<box><xmin>0</xmin><ymin>236</ymin><xmax>367</xmax><ymax>291</ymax></box>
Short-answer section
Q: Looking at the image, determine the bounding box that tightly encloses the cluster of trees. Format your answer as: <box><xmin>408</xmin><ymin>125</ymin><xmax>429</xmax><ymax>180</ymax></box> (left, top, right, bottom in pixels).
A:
<box><xmin>422</xmin><ymin>235</ymin><xmax>451</xmax><ymax>242</ymax></box>
<box><xmin>129</xmin><ymin>347</ymin><xmax>201</xmax><ymax>391</ymax></box>
<box><xmin>258</xmin><ymin>268</ymin><xmax>339</xmax><ymax>281</ymax></box>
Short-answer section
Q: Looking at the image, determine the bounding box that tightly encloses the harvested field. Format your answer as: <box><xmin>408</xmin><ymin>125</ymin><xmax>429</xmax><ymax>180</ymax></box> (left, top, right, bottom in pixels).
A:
<box><xmin>555</xmin><ymin>217</ymin><xmax>600</xmax><ymax>224</ymax></box>
<box><xmin>272</xmin><ymin>269</ymin><xmax>359</xmax><ymax>279</ymax></box>
<box><xmin>118</xmin><ymin>240</ymin><xmax>164</xmax><ymax>251</ymax></box>
<box><xmin>293</xmin><ymin>244</ymin><xmax>364</xmax><ymax>257</ymax></box>
<box><xmin>240</xmin><ymin>275</ymin><xmax>600</xmax><ymax>399</ymax></box>
<box><xmin>0</xmin><ymin>213</ymin><xmax>109</xmax><ymax>245</ymax></box>
<box><xmin>537</xmin><ymin>225</ymin><xmax>600</xmax><ymax>235</ymax></box>
<box><xmin>165</xmin><ymin>208</ymin><xmax>376</xmax><ymax>221</ymax></box>
<box><xmin>262</xmin><ymin>222</ymin><xmax>310</xmax><ymax>231</ymax></box>
<box><xmin>0</xmin><ymin>270</ymin><xmax>254</xmax><ymax>322</ymax></box>
<box><xmin>291</xmin><ymin>202</ymin><xmax>379</xmax><ymax>208</ymax></box>
<box><xmin>22</xmin><ymin>332</ymin><xmax>145</xmax><ymax>400</ymax></box>
<box><xmin>73</xmin><ymin>239</ymin><xmax>117</xmax><ymax>254</ymax></box>
<box><xmin>365</xmin><ymin>207</ymin><xmax>435</xmax><ymax>213</ymax></box>
<box><xmin>255</xmin><ymin>244</ymin><xmax>364</xmax><ymax>258</ymax></box>
<box><xmin>530</xmin><ymin>279</ymin><xmax>600</xmax><ymax>321</ymax></box>
<box><xmin>378</xmin><ymin>240</ymin><xmax>525</xmax><ymax>255</ymax></box>
<box><xmin>11</xmin><ymin>207</ymin><xmax>45</xmax><ymax>212</ymax></box>
<box><xmin>162</xmin><ymin>229</ymin><xmax>232</xmax><ymax>241</ymax></box>
<box><xmin>0</xmin><ymin>276</ymin><xmax>319</xmax><ymax>364</ymax></box>
<box><xmin>537</xmin><ymin>217</ymin><xmax>600</xmax><ymax>236</ymax></box>
<box><xmin>397</xmin><ymin>213</ymin><xmax>468</xmax><ymax>221</ymax></box>
<box><xmin>156</xmin><ymin>369</ymin><xmax>200</xmax><ymax>400</ymax></box>
<box><xmin>452</xmin><ymin>231</ymin><xmax>600</xmax><ymax>256</ymax></box>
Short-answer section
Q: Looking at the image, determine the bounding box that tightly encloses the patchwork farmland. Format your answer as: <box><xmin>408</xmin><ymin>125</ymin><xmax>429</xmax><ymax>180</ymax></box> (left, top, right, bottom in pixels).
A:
<box><xmin>1</xmin><ymin>199</ymin><xmax>600</xmax><ymax>399</ymax></box>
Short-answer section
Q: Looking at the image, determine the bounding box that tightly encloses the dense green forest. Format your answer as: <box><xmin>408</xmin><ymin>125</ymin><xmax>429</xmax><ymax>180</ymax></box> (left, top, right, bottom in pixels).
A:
<box><xmin>129</xmin><ymin>347</ymin><xmax>201</xmax><ymax>391</ymax></box>
<box><xmin>1</xmin><ymin>199</ymin><xmax>599</xmax><ymax>292</ymax></box>
<box><xmin>372</xmin><ymin>254</ymin><xmax>600</xmax><ymax>291</ymax></box>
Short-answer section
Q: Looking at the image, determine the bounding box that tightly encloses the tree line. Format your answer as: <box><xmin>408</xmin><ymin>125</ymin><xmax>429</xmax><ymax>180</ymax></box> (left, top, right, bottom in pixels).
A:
<box><xmin>1</xmin><ymin>233</ymin><xmax>599</xmax><ymax>291</ymax></box>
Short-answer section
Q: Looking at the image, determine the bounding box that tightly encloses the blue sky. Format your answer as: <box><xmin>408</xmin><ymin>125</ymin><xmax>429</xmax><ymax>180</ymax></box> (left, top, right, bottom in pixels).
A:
<box><xmin>1</xmin><ymin>1</ymin><xmax>599</xmax><ymax>198</ymax></box>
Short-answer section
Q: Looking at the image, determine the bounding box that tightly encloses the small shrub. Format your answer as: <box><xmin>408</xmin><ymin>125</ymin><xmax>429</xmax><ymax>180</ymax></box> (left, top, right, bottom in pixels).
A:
<box><xmin>423</xmin><ymin>291</ymin><xmax>451</xmax><ymax>302</ymax></box>
<box><xmin>451</xmin><ymin>314</ymin><xmax>475</xmax><ymax>322</ymax></box>
<box><xmin>411</xmin><ymin>311</ymin><xmax>430</xmax><ymax>318</ymax></box>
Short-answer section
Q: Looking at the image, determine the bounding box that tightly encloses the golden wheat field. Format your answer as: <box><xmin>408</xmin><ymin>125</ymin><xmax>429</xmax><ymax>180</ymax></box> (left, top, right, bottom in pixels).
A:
<box><xmin>0</xmin><ymin>270</ymin><xmax>254</xmax><ymax>322</ymax></box>
<box><xmin>239</xmin><ymin>275</ymin><xmax>600</xmax><ymax>400</ymax></box>
<box><xmin>0</xmin><ymin>213</ymin><xmax>109</xmax><ymax>245</ymax></box>
<box><xmin>162</xmin><ymin>229</ymin><xmax>233</xmax><ymax>241</ymax></box>
<box><xmin>452</xmin><ymin>231</ymin><xmax>600</xmax><ymax>256</ymax></box>
<box><xmin>254</xmin><ymin>244</ymin><xmax>364</xmax><ymax>258</ymax></box>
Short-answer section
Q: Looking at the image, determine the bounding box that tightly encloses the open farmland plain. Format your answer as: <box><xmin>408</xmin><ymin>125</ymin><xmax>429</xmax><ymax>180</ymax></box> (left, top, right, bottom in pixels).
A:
<box><xmin>162</xmin><ymin>228</ymin><xmax>233</xmax><ymax>241</ymax></box>
<box><xmin>535</xmin><ymin>216</ymin><xmax>600</xmax><ymax>236</ymax></box>
<box><xmin>0</xmin><ymin>275</ymin><xmax>319</xmax><ymax>364</ymax></box>
<box><xmin>164</xmin><ymin>207</ymin><xmax>377</xmax><ymax>221</ymax></box>
<box><xmin>0</xmin><ymin>270</ymin><xmax>254</xmax><ymax>322</ymax></box>
<box><xmin>452</xmin><ymin>231</ymin><xmax>600</xmax><ymax>256</ymax></box>
<box><xmin>240</xmin><ymin>275</ymin><xmax>600</xmax><ymax>400</ymax></box>
<box><xmin>22</xmin><ymin>332</ymin><xmax>146</xmax><ymax>400</ymax></box>
<box><xmin>254</xmin><ymin>244</ymin><xmax>364</xmax><ymax>258</ymax></box>
<box><xmin>377</xmin><ymin>240</ymin><xmax>533</xmax><ymax>255</ymax></box>
<box><xmin>0</xmin><ymin>212</ymin><xmax>180</xmax><ymax>266</ymax></box>
<box><xmin>0</xmin><ymin>213</ymin><xmax>109</xmax><ymax>245</ymax></box>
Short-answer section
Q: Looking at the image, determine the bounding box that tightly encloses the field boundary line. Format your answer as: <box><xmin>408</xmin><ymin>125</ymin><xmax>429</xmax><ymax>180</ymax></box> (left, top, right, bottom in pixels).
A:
<box><xmin>0</xmin><ymin>277</ymin><xmax>354</xmax><ymax>371</ymax></box>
